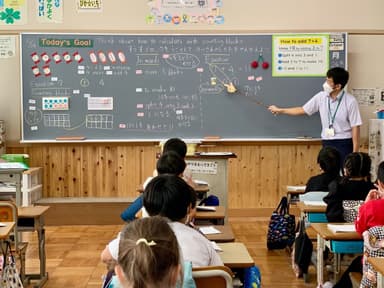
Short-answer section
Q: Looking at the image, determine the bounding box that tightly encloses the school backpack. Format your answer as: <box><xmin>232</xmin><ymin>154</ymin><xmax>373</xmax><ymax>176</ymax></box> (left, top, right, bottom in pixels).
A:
<box><xmin>243</xmin><ymin>265</ymin><xmax>261</xmax><ymax>288</ymax></box>
<box><xmin>266</xmin><ymin>196</ymin><xmax>296</xmax><ymax>250</ymax></box>
<box><xmin>291</xmin><ymin>218</ymin><xmax>313</xmax><ymax>280</ymax></box>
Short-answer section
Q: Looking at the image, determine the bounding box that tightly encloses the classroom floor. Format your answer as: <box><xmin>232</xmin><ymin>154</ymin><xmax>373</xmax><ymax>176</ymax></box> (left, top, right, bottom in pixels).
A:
<box><xmin>22</xmin><ymin>217</ymin><xmax>326</xmax><ymax>288</ymax></box>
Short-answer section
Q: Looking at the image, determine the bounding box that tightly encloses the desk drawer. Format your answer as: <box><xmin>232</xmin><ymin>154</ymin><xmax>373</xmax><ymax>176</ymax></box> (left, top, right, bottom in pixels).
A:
<box><xmin>307</xmin><ymin>212</ymin><xmax>328</xmax><ymax>223</ymax></box>
<box><xmin>330</xmin><ymin>240</ymin><xmax>363</xmax><ymax>253</ymax></box>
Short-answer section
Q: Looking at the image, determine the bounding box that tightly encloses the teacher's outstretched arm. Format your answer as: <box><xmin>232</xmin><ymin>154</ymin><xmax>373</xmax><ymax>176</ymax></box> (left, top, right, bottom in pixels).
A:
<box><xmin>268</xmin><ymin>105</ymin><xmax>306</xmax><ymax>116</ymax></box>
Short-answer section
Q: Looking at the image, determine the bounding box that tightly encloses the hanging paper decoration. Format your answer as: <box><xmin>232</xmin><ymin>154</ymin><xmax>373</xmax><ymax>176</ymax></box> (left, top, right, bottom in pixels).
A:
<box><xmin>0</xmin><ymin>0</ymin><xmax>27</xmax><ymax>25</ymax></box>
<box><xmin>37</xmin><ymin>0</ymin><xmax>63</xmax><ymax>23</ymax></box>
<box><xmin>146</xmin><ymin>0</ymin><xmax>225</xmax><ymax>25</ymax></box>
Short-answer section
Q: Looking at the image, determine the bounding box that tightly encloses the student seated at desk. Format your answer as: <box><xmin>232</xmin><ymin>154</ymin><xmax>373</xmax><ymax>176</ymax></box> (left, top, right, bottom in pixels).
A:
<box><xmin>322</xmin><ymin>161</ymin><xmax>384</xmax><ymax>288</ymax></box>
<box><xmin>120</xmin><ymin>137</ymin><xmax>195</xmax><ymax>222</ymax></box>
<box><xmin>106</xmin><ymin>216</ymin><xmax>182</xmax><ymax>288</ymax></box>
<box><xmin>323</xmin><ymin>152</ymin><xmax>374</xmax><ymax>222</ymax></box>
<box><xmin>106</xmin><ymin>175</ymin><xmax>221</xmax><ymax>270</ymax></box>
<box><xmin>160</xmin><ymin>138</ymin><xmax>195</xmax><ymax>187</ymax></box>
<box><xmin>355</xmin><ymin>163</ymin><xmax>384</xmax><ymax>234</ymax></box>
<box><xmin>305</xmin><ymin>146</ymin><xmax>341</xmax><ymax>193</ymax></box>
<box><xmin>120</xmin><ymin>151</ymin><xmax>190</xmax><ymax>222</ymax></box>
<box><xmin>143</xmin><ymin>175</ymin><xmax>222</xmax><ymax>267</ymax></box>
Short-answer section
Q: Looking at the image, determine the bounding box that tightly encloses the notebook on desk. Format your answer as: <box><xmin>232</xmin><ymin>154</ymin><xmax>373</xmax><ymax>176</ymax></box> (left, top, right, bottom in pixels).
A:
<box><xmin>303</xmin><ymin>200</ymin><xmax>327</xmax><ymax>206</ymax></box>
<box><xmin>327</xmin><ymin>224</ymin><xmax>356</xmax><ymax>233</ymax></box>
<box><xmin>199</xmin><ymin>226</ymin><xmax>221</xmax><ymax>235</ymax></box>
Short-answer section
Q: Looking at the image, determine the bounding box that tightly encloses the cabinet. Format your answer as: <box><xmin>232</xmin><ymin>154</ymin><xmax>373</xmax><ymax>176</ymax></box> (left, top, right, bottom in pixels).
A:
<box><xmin>0</xmin><ymin>167</ymin><xmax>42</xmax><ymax>206</ymax></box>
<box><xmin>186</xmin><ymin>153</ymin><xmax>236</xmax><ymax>223</ymax></box>
<box><xmin>22</xmin><ymin>167</ymin><xmax>42</xmax><ymax>206</ymax></box>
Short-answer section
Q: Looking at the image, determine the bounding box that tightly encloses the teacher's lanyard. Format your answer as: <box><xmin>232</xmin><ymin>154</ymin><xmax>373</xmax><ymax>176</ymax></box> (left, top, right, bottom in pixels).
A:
<box><xmin>328</xmin><ymin>91</ymin><xmax>344</xmax><ymax>128</ymax></box>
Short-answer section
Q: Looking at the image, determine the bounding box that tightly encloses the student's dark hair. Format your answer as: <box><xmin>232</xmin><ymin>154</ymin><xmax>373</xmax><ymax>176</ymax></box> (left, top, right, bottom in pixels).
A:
<box><xmin>117</xmin><ymin>216</ymin><xmax>180</xmax><ymax>288</ymax></box>
<box><xmin>156</xmin><ymin>151</ymin><xmax>186</xmax><ymax>176</ymax></box>
<box><xmin>342</xmin><ymin>152</ymin><xmax>371</xmax><ymax>183</ymax></box>
<box><xmin>326</xmin><ymin>67</ymin><xmax>349</xmax><ymax>89</ymax></box>
<box><xmin>376</xmin><ymin>161</ymin><xmax>384</xmax><ymax>183</ymax></box>
<box><xmin>163</xmin><ymin>138</ymin><xmax>187</xmax><ymax>158</ymax></box>
<box><xmin>143</xmin><ymin>174</ymin><xmax>194</xmax><ymax>221</ymax></box>
<box><xmin>317</xmin><ymin>146</ymin><xmax>341</xmax><ymax>176</ymax></box>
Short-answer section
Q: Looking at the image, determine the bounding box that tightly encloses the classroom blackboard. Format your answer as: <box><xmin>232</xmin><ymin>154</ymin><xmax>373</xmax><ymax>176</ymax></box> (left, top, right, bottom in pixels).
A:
<box><xmin>21</xmin><ymin>33</ymin><xmax>347</xmax><ymax>142</ymax></box>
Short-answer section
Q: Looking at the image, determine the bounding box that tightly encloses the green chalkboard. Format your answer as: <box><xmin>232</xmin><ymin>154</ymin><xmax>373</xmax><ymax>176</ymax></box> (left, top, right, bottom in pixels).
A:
<box><xmin>21</xmin><ymin>33</ymin><xmax>347</xmax><ymax>142</ymax></box>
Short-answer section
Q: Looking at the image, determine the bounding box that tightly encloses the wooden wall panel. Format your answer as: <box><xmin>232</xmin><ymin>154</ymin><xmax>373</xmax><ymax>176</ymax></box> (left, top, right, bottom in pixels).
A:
<box><xmin>228</xmin><ymin>144</ymin><xmax>262</xmax><ymax>208</ymax></box>
<box><xmin>7</xmin><ymin>141</ymin><xmax>321</xmax><ymax>208</ymax></box>
<box><xmin>68</xmin><ymin>145</ymin><xmax>82</xmax><ymax>197</ymax></box>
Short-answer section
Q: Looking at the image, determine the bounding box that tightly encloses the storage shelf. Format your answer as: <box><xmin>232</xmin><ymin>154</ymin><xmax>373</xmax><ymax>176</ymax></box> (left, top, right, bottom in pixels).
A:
<box><xmin>0</xmin><ymin>167</ymin><xmax>42</xmax><ymax>206</ymax></box>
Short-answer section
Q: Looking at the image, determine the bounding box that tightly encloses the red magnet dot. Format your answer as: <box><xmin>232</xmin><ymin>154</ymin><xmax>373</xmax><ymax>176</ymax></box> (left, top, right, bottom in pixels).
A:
<box><xmin>262</xmin><ymin>62</ymin><xmax>269</xmax><ymax>69</ymax></box>
<box><xmin>251</xmin><ymin>61</ymin><xmax>258</xmax><ymax>69</ymax></box>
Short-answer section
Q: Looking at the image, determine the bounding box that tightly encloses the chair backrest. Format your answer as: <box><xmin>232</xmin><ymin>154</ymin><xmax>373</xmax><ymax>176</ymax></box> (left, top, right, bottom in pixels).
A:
<box><xmin>0</xmin><ymin>201</ymin><xmax>17</xmax><ymax>222</ymax></box>
<box><xmin>192</xmin><ymin>266</ymin><xmax>233</xmax><ymax>288</ymax></box>
<box><xmin>361</xmin><ymin>225</ymin><xmax>384</xmax><ymax>288</ymax></box>
<box><xmin>0</xmin><ymin>201</ymin><xmax>19</xmax><ymax>247</ymax></box>
<box><xmin>342</xmin><ymin>200</ymin><xmax>364</xmax><ymax>222</ymax></box>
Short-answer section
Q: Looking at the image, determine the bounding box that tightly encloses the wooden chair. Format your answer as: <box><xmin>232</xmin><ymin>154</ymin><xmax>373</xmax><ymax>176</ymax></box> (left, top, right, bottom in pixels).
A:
<box><xmin>0</xmin><ymin>201</ymin><xmax>28</xmax><ymax>280</ymax></box>
<box><xmin>192</xmin><ymin>266</ymin><xmax>234</xmax><ymax>288</ymax></box>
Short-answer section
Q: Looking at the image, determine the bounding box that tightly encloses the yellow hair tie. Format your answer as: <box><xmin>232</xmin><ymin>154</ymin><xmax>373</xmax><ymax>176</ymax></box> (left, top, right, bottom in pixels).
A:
<box><xmin>136</xmin><ymin>238</ymin><xmax>156</xmax><ymax>246</ymax></box>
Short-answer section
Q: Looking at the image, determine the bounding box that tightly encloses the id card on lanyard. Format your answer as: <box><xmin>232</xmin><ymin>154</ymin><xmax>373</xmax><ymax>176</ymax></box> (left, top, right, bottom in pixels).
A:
<box><xmin>326</xmin><ymin>91</ymin><xmax>344</xmax><ymax>137</ymax></box>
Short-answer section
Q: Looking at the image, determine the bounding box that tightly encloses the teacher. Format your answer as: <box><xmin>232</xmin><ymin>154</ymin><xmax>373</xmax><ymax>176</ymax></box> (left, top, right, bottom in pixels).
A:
<box><xmin>268</xmin><ymin>67</ymin><xmax>362</xmax><ymax>165</ymax></box>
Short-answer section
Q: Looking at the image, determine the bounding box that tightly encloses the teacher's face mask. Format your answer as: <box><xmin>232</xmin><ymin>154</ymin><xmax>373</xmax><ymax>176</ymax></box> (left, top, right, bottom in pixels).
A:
<box><xmin>323</xmin><ymin>81</ymin><xmax>334</xmax><ymax>94</ymax></box>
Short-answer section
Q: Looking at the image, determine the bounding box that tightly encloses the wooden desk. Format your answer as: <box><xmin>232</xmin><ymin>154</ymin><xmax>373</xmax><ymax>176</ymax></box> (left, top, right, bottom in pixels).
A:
<box><xmin>198</xmin><ymin>225</ymin><xmax>235</xmax><ymax>242</ymax></box>
<box><xmin>367</xmin><ymin>257</ymin><xmax>384</xmax><ymax>288</ymax></box>
<box><xmin>18</xmin><ymin>206</ymin><xmax>49</xmax><ymax>288</ymax></box>
<box><xmin>297</xmin><ymin>201</ymin><xmax>326</xmax><ymax>213</ymax></box>
<box><xmin>194</xmin><ymin>185</ymin><xmax>210</xmax><ymax>201</ymax></box>
<box><xmin>217</xmin><ymin>242</ymin><xmax>254</xmax><ymax>269</ymax></box>
<box><xmin>311</xmin><ymin>223</ymin><xmax>363</xmax><ymax>286</ymax></box>
<box><xmin>0</xmin><ymin>168</ymin><xmax>25</xmax><ymax>206</ymax></box>
<box><xmin>195</xmin><ymin>206</ymin><xmax>225</xmax><ymax>225</ymax></box>
<box><xmin>0</xmin><ymin>222</ymin><xmax>15</xmax><ymax>239</ymax></box>
<box><xmin>297</xmin><ymin>201</ymin><xmax>327</xmax><ymax>223</ymax></box>
<box><xmin>286</xmin><ymin>185</ymin><xmax>306</xmax><ymax>204</ymax></box>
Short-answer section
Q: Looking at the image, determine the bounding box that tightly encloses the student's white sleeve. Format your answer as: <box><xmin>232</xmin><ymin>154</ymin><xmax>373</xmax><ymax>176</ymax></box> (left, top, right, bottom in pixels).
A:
<box><xmin>302</xmin><ymin>92</ymin><xmax>322</xmax><ymax>116</ymax></box>
<box><xmin>108</xmin><ymin>234</ymin><xmax>120</xmax><ymax>260</ymax></box>
<box><xmin>202</xmin><ymin>237</ymin><xmax>223</xmax><ymax>266</ymax></box>
<box><xmin>209</xmin><ymin>245</ymin><xmax>224</xmax><ymax>266</ymax></box>
<box><xmin>143</xmin><ymin>176</ymin><xmax>153</xmax><ymax>189</ymax></box>
<box><xmin>142</xmin><ymin>207</ymin><xmax>149</xmax><ymax>218</ymax></box>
